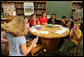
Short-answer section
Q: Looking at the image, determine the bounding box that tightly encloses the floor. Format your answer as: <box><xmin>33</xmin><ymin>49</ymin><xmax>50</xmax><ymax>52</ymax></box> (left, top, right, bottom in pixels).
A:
<box><xmin>78</xmin><ymin>39</ymin><xmax>83</xmax><ymax>56</ymax></box>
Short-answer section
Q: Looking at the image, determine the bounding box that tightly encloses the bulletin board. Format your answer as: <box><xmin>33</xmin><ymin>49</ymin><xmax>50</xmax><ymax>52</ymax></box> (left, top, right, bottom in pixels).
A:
<box><xmin>2</xmin><ymin>3</ymin><xmax>16</xmax><ymax>16</ymax></box>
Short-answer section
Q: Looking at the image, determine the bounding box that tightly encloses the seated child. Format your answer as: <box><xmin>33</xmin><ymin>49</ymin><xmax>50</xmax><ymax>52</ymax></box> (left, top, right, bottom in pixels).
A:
<box><xmin>1</xmin><ymin>30</ymin><xmax>7</xmax><ymax>54</ymax></box>
<box><xmin>48</xmin><ymin>13</ymin><xmax>57</xmax><ymax>24</ymax></box>
<box><xmin>66</xmin><ymin>20</ymin><xmax>74</xmax><ymax>30</ymax></box>
<box><xmin>29</xmin><ymin>14</ymin><xmax>40</xmax><ymax>27</ymax></box>
<box><xmin>24</xmin><ymin>16</ymin><xmax>29</xmax><ymax>32</ymax></box>
<box><xmin>1</xmin><ymin>16</ymin><xmax>38</xmax><ymax>56</ymax></box>
<box><xmin>60</xmin><ymin>16</ymin><xmax>67</xmax><ymax>27</ymax></box>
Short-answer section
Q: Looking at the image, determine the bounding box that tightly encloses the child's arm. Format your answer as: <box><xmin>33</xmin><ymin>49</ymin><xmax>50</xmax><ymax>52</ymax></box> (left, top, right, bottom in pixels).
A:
<box><xmin>1</xmin><ymin>31</ymin><xmax>7</xmax><ymax>42</ymax></box>
<box><xmin>2</xmin><ymin>31</ymin><xmax>6</xmax><ymax>39</ymax></box>
<box><xmin>20</xmin><ymin>37</ymin><xmax>38</xmax><ymax>56</ymax></box>
<box><xmin>70</xmin><ymin>28</ymin><xmax>74</xmax><ymax>39</ymax></box>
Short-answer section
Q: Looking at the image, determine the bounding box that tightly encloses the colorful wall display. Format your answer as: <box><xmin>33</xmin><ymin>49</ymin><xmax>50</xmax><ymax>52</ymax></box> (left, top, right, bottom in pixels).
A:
<box><xmin>2</xmin><ymin>3</ymin><xmax>16</xmax><ymax>16</ymax></box>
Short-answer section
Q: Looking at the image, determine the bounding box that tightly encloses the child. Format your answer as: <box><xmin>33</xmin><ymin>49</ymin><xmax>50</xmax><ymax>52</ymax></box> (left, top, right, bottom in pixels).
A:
<box><xmin>60</xmin><ymin>16</ymin><xmax>67</xmax><ymax>27</ymax></box>
<box><xmin>48</xmin><ymin>13</ymin><xmax>57</xmax><ymax>24</ymax></box>
<box><xmin>24</xmin><ymin>16</ymin><xmax>29</xmax><ymax>32</ymax></box>
<box><xmin>58</xmin><ymin>22</ymin><xmax>81</xmax><ymax>56</ymax></box>
<box><xmin>29</xmin><ymin>14</ymin><xmax>40</xmax><ymax>27</ymax></box>
<box><xmin>1</xmin><ymin>16</ymin><xmax>38</xmax><ymax>56</ymax></box>
<box><xmin>66</xmin><ymin>20</ymin><xmax>74</xmax><ymax>30</ymax></box>
<box><xmin>1</xmin><ymin>30</ymin><xmax>7</xmax><ymax>55</ymax></box>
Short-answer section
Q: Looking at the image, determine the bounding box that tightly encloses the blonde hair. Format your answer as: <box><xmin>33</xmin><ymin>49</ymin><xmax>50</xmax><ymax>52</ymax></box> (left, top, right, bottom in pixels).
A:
<box><xmin>1</xmin><ymin>16</ymin><xmax>27</xmax><ymax>37</ymax></box>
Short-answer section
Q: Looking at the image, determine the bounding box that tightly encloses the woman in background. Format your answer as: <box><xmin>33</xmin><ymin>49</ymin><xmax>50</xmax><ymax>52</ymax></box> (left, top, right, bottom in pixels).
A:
<box><xmin>39</xmin><ymin>12</ymin><xmax>48</xmax><ymax>25</ymax></box>
<box><xmin>73</xmin><ymin>4</ymin><xmax>83</xmax><ymax>23</ymax></box>
<box><xmin>48</xmin><ymin>13</ymin><xmax>57</xmax><ymax>24</ymax></box>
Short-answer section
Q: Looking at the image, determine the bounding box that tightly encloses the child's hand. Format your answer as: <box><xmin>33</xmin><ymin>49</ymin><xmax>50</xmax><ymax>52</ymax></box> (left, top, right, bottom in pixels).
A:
<box><xmin>31</xmin><ymin>37</ymin><xmax>38</xmax><ymax>46</ymax></box>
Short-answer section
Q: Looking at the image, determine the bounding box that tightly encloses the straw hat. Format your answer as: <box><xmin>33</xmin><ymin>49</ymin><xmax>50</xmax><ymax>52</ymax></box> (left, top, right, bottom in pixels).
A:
<box><xmin>1</xmin><ymin>16</ymin><xmax>28</xmax><ymax>37</ymax></box>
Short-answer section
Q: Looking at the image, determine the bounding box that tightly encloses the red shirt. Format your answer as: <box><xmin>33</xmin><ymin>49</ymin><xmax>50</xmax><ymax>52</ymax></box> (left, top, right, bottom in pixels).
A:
<box><xmin>29</xmin><ymin>19</ymin><xmax>38</xmax><ymax>27</ymax></box>
<box><xmin>39</xmin><ymin>16</ymin><xmax>48</xmax><ymax>25</ymax></box>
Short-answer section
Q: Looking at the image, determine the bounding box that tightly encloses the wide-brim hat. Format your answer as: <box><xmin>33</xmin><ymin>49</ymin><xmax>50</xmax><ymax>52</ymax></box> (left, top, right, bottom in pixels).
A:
<box><xmin>1</xmin><ymin>16</ymin><xmax>28</xmax><ymax>37</ymax></box>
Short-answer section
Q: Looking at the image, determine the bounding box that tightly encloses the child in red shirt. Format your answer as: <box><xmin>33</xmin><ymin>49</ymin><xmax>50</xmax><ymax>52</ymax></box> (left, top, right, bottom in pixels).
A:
<box><xmin>29</xmin><ymin>14</ymin><xmax>40</xmax><ymax>27</ymax></box>
<box><xmin>39</xmin><ymin>12</ymin><xmax>48</xmax><ymax>25</ymax></box>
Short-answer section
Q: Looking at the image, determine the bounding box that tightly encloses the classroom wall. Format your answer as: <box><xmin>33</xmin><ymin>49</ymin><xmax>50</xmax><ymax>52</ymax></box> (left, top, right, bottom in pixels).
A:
<box><xmin>47</xmin><ymin>1</ymin><xmax>72</xmax><ymax>19</ymax></box>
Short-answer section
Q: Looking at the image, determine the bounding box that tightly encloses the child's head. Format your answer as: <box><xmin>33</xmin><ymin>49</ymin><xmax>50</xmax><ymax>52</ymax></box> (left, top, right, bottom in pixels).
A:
<box><xmin>1</xmin><ymin>16</ymin><xmax>28</xmax><ymax>37</ymax></box>
<box><xmin>67</xmin><ymin>20</ymin><xmax>72</xmax><ymax>26</ymax></box>
<box><xmin>73</xmin><ymin>22</ymin><xmax>80</xmax><ymax>30</ymax></box>
<box><xmin>31</xmin><ymin>14</ymin><xmax>36</xmax><ymax>20</ymax></box>
<box><xmin>61</xmin><ymin>16</ymin><xmax>66</xmax><ymax>23</ymax></box>
<box><xmin>71</xmin><ymin>16</ymin><xmax>73</xmax><ymax>19</ymax></box>
<box><xmin>52</xmin><ymin>13</ymin><xmax>56</xmax><ymax>19</ymax></box>
<box><xmin>42</xmin><ymin>11</ymin><xmax>47</xmax><ymax>17</ymax></box>
<box><xmin>61</xmin><ymin>16</ymin><xmax>66</xmax><ymax>20</ymax></box>
<box><xmin>24</xmin><ymin>16</ymin><xmax>28</xmax><ymax>23</ymax></box>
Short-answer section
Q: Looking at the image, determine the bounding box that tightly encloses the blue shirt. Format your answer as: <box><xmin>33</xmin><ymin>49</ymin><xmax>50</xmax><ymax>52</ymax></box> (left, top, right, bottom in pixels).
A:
<box><xmin>5</xmin><ymin>32</ymin><xmax>26</xmax><ymax>56</ymax></box>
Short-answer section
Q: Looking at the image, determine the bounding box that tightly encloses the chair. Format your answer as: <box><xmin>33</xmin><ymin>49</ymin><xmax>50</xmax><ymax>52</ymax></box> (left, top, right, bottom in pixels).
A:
<box><xmin>31</xmin><ymin>44</ymin><xmax>44</xmax><ymax>56</ymax></box>
<box><xmin>74</xmin><ymin>34</ymin><xmax>83</xmax><ymax>56</ymax></box>
<box><xmin>67</xmin><ymin>33</ymin><xmax>83</xmax><ymax>56</ymax></box>
<box><xmin>64</xmin><ymin>33</ymin><xmax>83</xmax><ymax>56</ymax></box>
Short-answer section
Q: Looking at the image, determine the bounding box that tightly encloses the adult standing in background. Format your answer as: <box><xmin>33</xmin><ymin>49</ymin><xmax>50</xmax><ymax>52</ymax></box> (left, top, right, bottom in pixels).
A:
<box><xmin>73</xmin><ymin>4</ymin><xmax>83</xmax><ymax>23</ymax></box>
<box><xmin>48</xmin><ymin>13</ymin><xmax>57</xmax><ymax>24</ymax></box>
<box><xmin>39</xmin><ymin>12</ymin><xmax>48</xmax><ymax>25</ymax></box>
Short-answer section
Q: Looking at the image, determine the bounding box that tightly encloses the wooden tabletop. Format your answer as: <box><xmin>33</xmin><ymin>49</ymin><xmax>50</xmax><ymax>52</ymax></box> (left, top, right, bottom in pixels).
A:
<box><xmin>30</xmin><ymin>25</ymin><xmax>70</xmax><ymax>39</ymax></box>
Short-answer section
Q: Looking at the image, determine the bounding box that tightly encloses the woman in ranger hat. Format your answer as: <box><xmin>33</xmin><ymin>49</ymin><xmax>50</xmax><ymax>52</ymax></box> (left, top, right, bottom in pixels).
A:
<box><xmin>1</xmin><ymin>16</ymin><xmax>38</xmax><ymax>56</ymax></box>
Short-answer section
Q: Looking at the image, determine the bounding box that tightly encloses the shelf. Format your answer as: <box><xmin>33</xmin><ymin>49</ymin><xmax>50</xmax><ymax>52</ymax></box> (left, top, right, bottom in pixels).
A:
<box><xmin>1</xmin><ymin>17</ymin><xmax>12</xmax><ymax>21</ymax></box>
<box><xmin>16</xmin><ymin>8</ymin><xmax>24</xmax><ymax>9</ymax></box>
<box><xmin>17</xmin><ymin>13</ymin><xmax>24</xmax><ymax>15</ymax></box>
<box><xmin>1</xmin><ymin>1</ymin><xmax>47</xmax><ymax>16</ymax></box>
<box><xmin>36</xmin><ymin>14</ymin><xmax>42</xmax><ymax>16</ymax></box>
<box><xmin>34</xmin><ymin>1</ymin><xmax>47</xmax><ymax>3</ymax></box>
<box><xmin>73</xmin><ymin>1</ymin><xmax>83</xmax><ymax>3</ymax></box>
<box><xmin>34</xmin><ymin>8</ymin><xmax>46</xmax><ymax>10</ymax></box>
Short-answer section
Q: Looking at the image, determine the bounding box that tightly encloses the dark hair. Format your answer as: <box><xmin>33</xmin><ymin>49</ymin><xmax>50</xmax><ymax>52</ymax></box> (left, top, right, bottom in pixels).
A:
<box><xmin>31</xmin><ymin>14</ymin><xmax>36</xmax><ymax>17</ymax></box>
<box><xmin>24</xmin><ymin>16</ymin><xmax>27</xmax><ymax>19</ymax></box>
<box><xmin>42</xmin><ymin>11</ymin><xmax>47</xmax><ymax>15</ymax></box>
<box><xmin>66</xmin><ymin>20</ymin><xmax>71</xmax><ymax>24</ymax></box>
<box><xmin>52</xmin><ymin>13</ymin><xmax>56</xmax><ymax>17</ymax></box>
<box><xmin>61</xmin><ymin>16</ymin><xmax>66</xmax><ymax>19</ymax></box>
<box><xmin>71</xmin><ymin>16</ymin><xmax>73</xmax><ymax>19</ymax></box>
<box><xmin>78</xmin><ymin>4</ymin><xmax>83</xmax><ymax>8</ymax></box>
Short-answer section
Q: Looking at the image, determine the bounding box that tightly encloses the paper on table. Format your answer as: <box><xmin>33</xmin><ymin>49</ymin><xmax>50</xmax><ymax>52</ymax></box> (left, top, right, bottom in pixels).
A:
<box><xmin>54</xmin><ymin>25</ymin><xmax>62</xmax><ymax>28</ymax></box>
<box><xmin>55</xmin><ymin>30</ymin><xmax>65</xmax><ymax>34</ymax></box>
<box><xmin>30</xmin><ymin>28</ymin><xmax>38</xmax><ymax>32</ymax></box>
<box><xmin>54</xmin><ymin>25</ymin><xmax>62</xmax><ymax>26</ymax></box>
<box><xmin>35</xmin><ymin>25</ymin><xmax>41</xmax><ymax>27</ymax></box>
<box><xmin>60</xmin><ymin>28</ymin><xmax>68</xmax><ymax>31</ymax></box>
<box><xmin>37</xmin><ymin>31</ymin><xmax>49</xmax><ymax>34</ymax></box>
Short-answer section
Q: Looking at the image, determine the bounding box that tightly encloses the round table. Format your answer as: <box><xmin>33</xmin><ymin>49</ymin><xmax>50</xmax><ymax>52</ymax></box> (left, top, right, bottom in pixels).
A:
<box><xmin>30</xmin><ymin>24</ymin><xmax>70</xmax><ymax>52</ymax></box>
